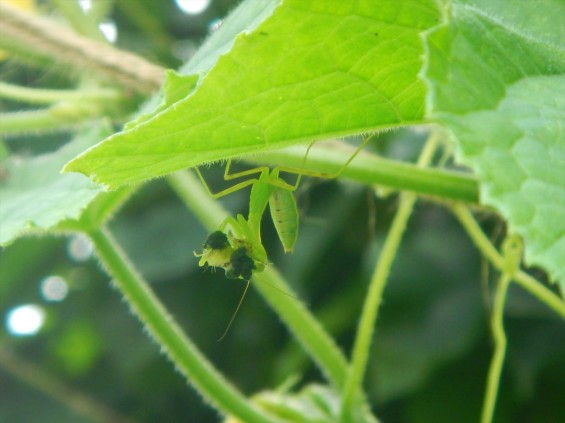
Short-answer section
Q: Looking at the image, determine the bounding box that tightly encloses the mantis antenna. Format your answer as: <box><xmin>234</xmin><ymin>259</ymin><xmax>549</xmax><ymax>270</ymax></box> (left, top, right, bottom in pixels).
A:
<box><xmin>217</xmin><ymin>276</ymin><xmax>303</xmax><ymax>341</ymax></box>
<box><xmin>217</xmin><ymin>280</ymin><xmax>251</xmax><ymax>342</ymax></box>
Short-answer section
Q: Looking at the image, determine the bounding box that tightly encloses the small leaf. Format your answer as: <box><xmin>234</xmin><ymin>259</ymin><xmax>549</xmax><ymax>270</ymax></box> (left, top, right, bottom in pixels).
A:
<box><xmin>0</xmin><ymin>127</ymin><xmax>108</xmax><ymax>245</ymax></box>
<box><xmin>225</xmin><ymin>384</ymin><xmax>377</xmax><ymax>423</ymax></box>
<box><xmin>424</xmin><ymin>2</ymin><xmax>565</xmax><ymax>285</ymax></box>
<box><xmin>63</xmin><ymin>0</ymin><xmax>440</xmax><ymax>188</ymax></box>
<box><xmin>123</xmin><ymin>71</ymin><xmax>199</xmax><ymax>130</ymax></box>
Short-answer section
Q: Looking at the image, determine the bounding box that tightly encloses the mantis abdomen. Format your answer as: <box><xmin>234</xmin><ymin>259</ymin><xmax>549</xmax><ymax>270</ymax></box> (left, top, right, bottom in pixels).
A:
<box><xmin>269</xmin><ymin>188</ymin><xmax>299</xmax><ymax>253</ymax></box>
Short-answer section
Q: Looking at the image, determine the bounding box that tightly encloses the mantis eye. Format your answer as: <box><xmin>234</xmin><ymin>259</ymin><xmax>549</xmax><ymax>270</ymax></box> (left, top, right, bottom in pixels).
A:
<box><xmin>196</xmin><ymin>231</ymin><xmax>233</xmax><ymax>268</ymax></box>
<box><xmin>204</xmin><ymin>231</ymin><xmax>230</xmax><ymax>250</ymax></box>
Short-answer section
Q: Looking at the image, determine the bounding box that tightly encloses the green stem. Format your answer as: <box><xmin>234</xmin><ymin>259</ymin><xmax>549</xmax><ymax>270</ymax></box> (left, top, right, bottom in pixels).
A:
<box><xmin>52</xmin><ymin>0</ymin><xmax>107</xmax><ymax>42</ymax></box>
<box><xmin>0</xmin><ymin>106</ymin><xmax>103</xmax><ymax>135</ymax></box>
<box><xmin>0</xmin><ymin>110</ymin><xmax>84</xmax><ymax>135</ymax></box>
<box><xmin>167</xmin><ymin>170</ymin><xmax>351</xmax><ymax>389</ymax></box>
<box><xmin>451</xmin><ymin>205</ymin><xmax>505</xmax><ymax>269</ymax></box>
<box><xmin>0</xmin><ymin>82</ymin><xmax>121</xmax><ymax>105</ymax></box>
<box><xmin>511</xmin><ymin>272</ymin><xmax>565</xmax><ymax>318</ymax></box>
<box><xmin>0</xmin><ymin>3</ymin><xmax>163</xmax><ymax>94</ymax></box>
<box><xmin>252</xmin><ymin>142</ymin><xmax>479</xmax><ymax>204</ymax></box>
<box><xmin>87</xmin><ymin>226</ymin><xmax>276</xmax><ymax>423</ymax></box>
<box><xmin>341</xmin><ymin>191</ymin><xmax>418</xmax><ymax>422</ymax></box>
<box><xmin>481</xmin><ymin>236</ymin><xmax>521</xmax><ymax>423</ymax></box>
<box><xmin>451</xmin><ymin>204</ymin><xmax>565</xmax><ymax>319</ymax></box>
<box><xmin>481</xmin><ymin>273</ymin><xmax>510</xmax><ymax>423</ymax></box>
<box><xmin>254</xmin><ymin>268</ymin><xmax>350</xmax><ymax>389</ymax></box>
<box><xmin>339</xmin><ymin>136</ymin><xmax>439</xmax><ymax>421</ymax></box>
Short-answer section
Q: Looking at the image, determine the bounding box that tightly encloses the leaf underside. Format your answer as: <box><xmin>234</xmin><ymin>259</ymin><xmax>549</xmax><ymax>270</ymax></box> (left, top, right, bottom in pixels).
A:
<box><xmin>61</xmin><ymin>0</ymin><xmax>564</xmax><ymax>286</ymax></box>
<box><xmin>0</xmin><ymin>127</ymin><xmax>108</xmax><ymax>246</ymax></box>
<box><xmin>63</xmin><ymin>0</ymin><xmax>440</xmax><ymax>188</ymax></box>
<box><xmin>424</xmin><ymin>2</ymin><xmax>565</xmax><ymax>286</ymax></box>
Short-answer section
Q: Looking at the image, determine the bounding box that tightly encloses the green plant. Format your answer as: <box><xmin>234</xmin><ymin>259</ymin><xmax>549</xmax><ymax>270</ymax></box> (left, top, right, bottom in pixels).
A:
<box><xmin>1</xmin><ymin>1</ymin><xmax>563</xmax><ymax>422</ymax></box>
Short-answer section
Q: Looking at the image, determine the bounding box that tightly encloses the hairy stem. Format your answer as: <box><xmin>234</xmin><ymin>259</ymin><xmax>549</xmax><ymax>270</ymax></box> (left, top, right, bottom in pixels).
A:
<box><xmin>339</xmin><ymin>135</ymin><xmax>439</xmax><ymax>421</ymax></box>
<box><xmin>341</xmin><ymin>191</ymin><xmax>418</xmax><ymax>422</ymax></box>
<box><xmin>481</xmin><ymin>235</ymin><xmax>521</xmax><ymax>423</ymax></box>
<box><xmin>87</xmin><ymin>226</ymin><xmax>276</xmax><ymax>423</ymax></box>
<box><xmin>0</xmin><ymin>3</ymin><xmax>164</xmax><ymax>93</ymax></box>
<box><xmin>252</xmin><ymin>142</ymin><xmax>479</xmax><ymax>204</ymax></box>
<box><xmin>481</xmin><ymin>273</ymin><xmax>510</xmax><ymax>423</ymax></box>
<box><xmin>0</xmin><ymin>109</ymin><xmax>102</xmax><ymax>135</ymax></box>
<box><xmin>0</xmin><ymin>82</ymin><xmax>122</xmax><ymax>105</ymax></box>
<box><xmin>451</xmin><ymin>204</ymin><xmax>565</xmax><ymax>319</ymax></box>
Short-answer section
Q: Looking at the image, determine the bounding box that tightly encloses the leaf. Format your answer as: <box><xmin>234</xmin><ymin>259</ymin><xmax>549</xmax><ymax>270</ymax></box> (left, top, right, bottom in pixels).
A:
<box><xmin>226</xmin><ymin>384</ymin><xmax>377</xmax><ymax>423</ymax></box>
<box><xmin>0</xmin><ymin>127</ymin><xmax>108</xmax><ymax>246</ymax></box>
<box><xmin>63</xmin><ymin>0</ymin><xmax>441</xmax><ymax>188</ymax></box>
<box><xmin>424</xmin><ymin>2</ymin><xmax>565</xmax><ymax>285</ymax></box>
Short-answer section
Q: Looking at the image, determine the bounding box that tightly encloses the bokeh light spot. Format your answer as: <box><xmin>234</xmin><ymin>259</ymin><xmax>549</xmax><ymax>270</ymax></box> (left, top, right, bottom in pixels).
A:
<box><xmin>175</xmin><ymin>0</ymin><xmax>211</xmax><ymax>15</ymax></box>
<box><xmin>77</xmin><ymin>0</ymin><xmax>92</xmax><ymax>13</ymax></box>
<box><xmin>67</xmin><ymin>234</ymin><xmax>94</xmax><ymax>262</ymax></box>
<box><xmin>99</xmin><ymin>20</ymin><xmax>118</xmax><ymax>43</ymax></box>
<box><xmin>5</xmin><ymin>304</ymin><xmax>46</xmax><ymax>336</ymax></box>
<box><xmin>40</xmin><ymin>275</ymin><xmax>69</xmax><ymax>302</ymax></box>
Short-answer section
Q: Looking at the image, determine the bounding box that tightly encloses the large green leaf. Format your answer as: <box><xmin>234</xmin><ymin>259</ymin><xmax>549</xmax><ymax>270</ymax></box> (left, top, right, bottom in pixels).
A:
<box><xmin>64</xmin><ymin>0</ymin><xmax>440</xmax><ymax>188</ymax></box>
<box><xmin>0</xmin><ymin>127</ymin><xmax>108</xmax><ymax>246</ymax></box>
<box><xmin>424</xmin><ymin>1</ymin><xmax>565</xmax><ymax>285</ymax></box>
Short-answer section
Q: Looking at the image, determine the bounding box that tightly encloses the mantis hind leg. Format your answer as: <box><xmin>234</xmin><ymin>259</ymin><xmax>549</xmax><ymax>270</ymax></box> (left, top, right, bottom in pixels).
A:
<box><xmin>268</xmin><ymin>140</ymin><xmax>318</xmax><ymax>192</ymax></box>
<box><xmin>275</xmin><ymin>134</ymin><xmax>376</xmax><ymax>181</ymax></box>
<box><xmin>194</xmin><ymin>164</ymin><xmax>259</xmax><ymax>199</ymax></box>
<box><xmin>223</xmin><ymin>160</ymin><xmax>270</xmax><ymax>181</ymax></box>
<box><xmin>195</xmin><ymin>159</ymin><xmax>280</xmax><ymax>198</ymax></box>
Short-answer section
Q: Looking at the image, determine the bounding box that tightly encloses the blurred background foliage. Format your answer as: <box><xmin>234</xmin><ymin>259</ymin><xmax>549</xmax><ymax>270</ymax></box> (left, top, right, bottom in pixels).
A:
<box><xmin>1</xmin><ymin>1</ymin><xmax>564</xmax><ymax>422</ymax></box>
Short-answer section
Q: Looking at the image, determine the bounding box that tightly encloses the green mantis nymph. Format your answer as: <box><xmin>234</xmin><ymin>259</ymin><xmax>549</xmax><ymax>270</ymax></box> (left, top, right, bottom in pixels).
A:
<box><xmin>195</xmin><ymin>139</ymin><xmax>372</xmax><ymax>339</ymax></box>
<box><xmin>194</xmin><ymin>165</ymin><xmax>306</xmax><ymax>340</ymax></box>
<box><xmin>195</xmin><ymin>137</ymin><xmax>372</xmax><ymax>282</ymax></box>
<box><xmin>195</xmin><ymin>161</ymin><xmax>304</xmax><ymax>282</ymax></box>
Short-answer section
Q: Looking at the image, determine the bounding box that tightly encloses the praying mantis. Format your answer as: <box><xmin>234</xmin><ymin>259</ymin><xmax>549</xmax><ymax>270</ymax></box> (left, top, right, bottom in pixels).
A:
<box><xmin>195</xmin><ymin>137</ymin><xmax>372</xmax><ymax>282</ymax></box>
<box><xmin>194</xmin><ymin>162</ymin><xmax>312</xmax><ymax>340</ymax></box>
<box><xmin>194</xmin><ymin>138</ymin><xmax>372</xmax><ymax>339</ymax></box>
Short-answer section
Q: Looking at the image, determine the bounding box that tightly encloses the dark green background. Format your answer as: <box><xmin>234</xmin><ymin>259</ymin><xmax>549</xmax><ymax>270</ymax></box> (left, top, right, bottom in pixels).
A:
<box><xmin>1</xmin><ymin>1</ymin><xmax>563</xmax><ymax>422</ymax></box>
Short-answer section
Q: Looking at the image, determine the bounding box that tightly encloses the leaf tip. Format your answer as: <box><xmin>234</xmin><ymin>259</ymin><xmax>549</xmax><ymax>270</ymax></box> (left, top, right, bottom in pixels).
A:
<box><xmin>60</xmin><ymin>156</ymin><xmax>87</xmax><ymax>177</ymax></box>
<box><xmin>61</xmin><ymin>159</ymin><xmax>114</xmax><ymax>191</ymax></box>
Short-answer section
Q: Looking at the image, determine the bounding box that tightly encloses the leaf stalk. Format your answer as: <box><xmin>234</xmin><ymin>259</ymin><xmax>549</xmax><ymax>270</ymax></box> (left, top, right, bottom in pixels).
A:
<box><xmin>252</xmin><ymin>142</ymin><xmax>479</xmax><ymax>204</ymax></box>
